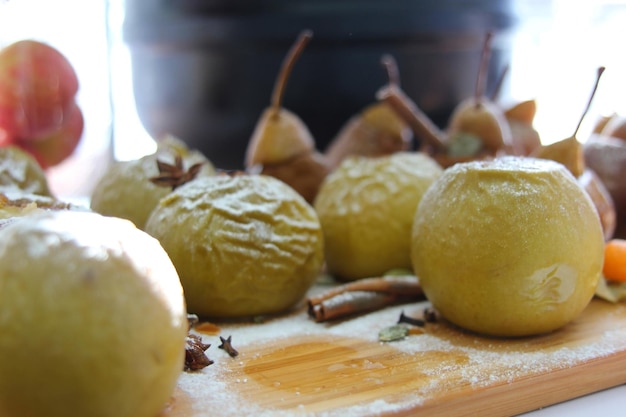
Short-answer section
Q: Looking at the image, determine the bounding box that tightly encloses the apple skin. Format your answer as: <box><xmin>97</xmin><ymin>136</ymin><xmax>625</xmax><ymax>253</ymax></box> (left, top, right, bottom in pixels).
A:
<box><xmin>16</xmin><ymin>100</ymin><xmax>84</xmax><ymax>169</ymax></box>
<box><xmin>0</xmin><ymin>40</ymin><xmax>79</xmax><ymax>140</ymax></box>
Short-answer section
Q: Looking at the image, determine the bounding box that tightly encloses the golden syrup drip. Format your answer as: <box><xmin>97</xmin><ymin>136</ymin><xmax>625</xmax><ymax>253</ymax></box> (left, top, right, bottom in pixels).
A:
<box><xmin>194</xmin><ymin>321</ymin><xmax>221</xmax><ymax>335</ymax></box>
<box><xmin>239</xmin><ymin>335</ymin><xmax>469</xmax><ymax>412</ymax></box>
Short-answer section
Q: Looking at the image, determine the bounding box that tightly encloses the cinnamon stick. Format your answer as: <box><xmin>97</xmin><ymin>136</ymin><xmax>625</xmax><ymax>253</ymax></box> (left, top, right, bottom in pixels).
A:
<box><xmin>308</xmin><ymin>275</ymin><xmax>422</xmax><ymax>307</ymax></box>
<box><xmin>310</xmin><ymin>291</ymin><xmax>398</xmax><ymax>322</ymax></box>
<box><xmin>307</xmin><ymin>275</ymin><xmax>425</xmax><ymax>322</ymax></box>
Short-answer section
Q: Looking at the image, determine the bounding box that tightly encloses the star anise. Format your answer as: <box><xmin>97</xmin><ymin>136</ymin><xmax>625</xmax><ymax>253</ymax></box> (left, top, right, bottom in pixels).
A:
<box><xmin>184</xmin><ymin>333</ymin><xmax>213</xmax><ymax>371</ymax></box>
<box><xmin>150</xmin><ymin>154</ymin><xmax>204</xmax><ymax>190</ymax></box>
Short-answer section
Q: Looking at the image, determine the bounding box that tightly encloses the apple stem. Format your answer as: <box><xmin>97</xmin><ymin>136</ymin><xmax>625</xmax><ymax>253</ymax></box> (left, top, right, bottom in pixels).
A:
<box><xmin>270</xmin><ymin>30</ymin><xmax>313</xmax><ymax>117</ymax></box>
<box><xmin>474</xmin><ymin>32</ymin><xmax>494</xmax><ymax>108</ymax></box>
<box><xmin>381</xmin><ymin>54</ymin><xmax>401</xmax><ymax>87</ymax></box>
<box><xmin>572</xmin><ymin>66</ymin><xmax>606</xmax><ymax>138</ymax></box>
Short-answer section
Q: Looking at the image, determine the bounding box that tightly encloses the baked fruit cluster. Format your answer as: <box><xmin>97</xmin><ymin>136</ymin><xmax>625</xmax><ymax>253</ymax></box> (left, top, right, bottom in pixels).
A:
<box><xmin>0</xmin><ymin>28</ymin><xmax>622</xmax><ymax>417</ymax></box>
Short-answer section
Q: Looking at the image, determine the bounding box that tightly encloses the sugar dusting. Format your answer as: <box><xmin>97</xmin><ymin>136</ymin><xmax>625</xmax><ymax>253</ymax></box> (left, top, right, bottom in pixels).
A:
<box><xmin>170</xmin><ymin>286</ymin><xmax>626</xmax><ymax>417</ymax></box>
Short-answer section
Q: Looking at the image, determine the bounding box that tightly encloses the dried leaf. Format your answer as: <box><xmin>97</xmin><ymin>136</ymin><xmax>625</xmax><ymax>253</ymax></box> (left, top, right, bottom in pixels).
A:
<box><xmin>378</xmin><ymin>324</ymin><xmax>409</xmax><ymax>342</ymax></box>
<box><xmin>595</xmin><ymin>276</ymin><xmax>626</xmax><ymax>303</ymax></box>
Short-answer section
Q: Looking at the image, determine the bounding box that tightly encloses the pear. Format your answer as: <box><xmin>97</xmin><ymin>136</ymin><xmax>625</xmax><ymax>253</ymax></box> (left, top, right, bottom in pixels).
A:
<box><xmin>376</xmin><ymin>84</ymin><xmax>446</xmax><ymax>155</ymax></box>
<box><xmin>532</xmin><ymin>67</ymin><xmax>605</xmax><ymax>178</ymax></box>
<box><xmin>448</xmin><ymin>99</ymin><xmax>513</xmax><ymax>153</ymax></box>
<box><xmin>244</xmin><ymin>30</ymin><xmax>329</xmax><ymax>203</ymax></box>
<box><xmin>578</xmin><ymin>168</ymin><xmax>616</xmax><ymax>241</ymax></box>
<box><xmin>586</xmin><ymin>111</ymin><xmax>626</xmax><ymax>238</ymax></box>
<box><xmin>591</xmin><ymin>113</ymin><xmax>616</xmax><ymax>135</ymax></box>
<box><xmin>324</xmin><ymin>54</ymin><xmax>412</xmax><ymax>170</ymax></box>
<box><xmin>532</xmin><ymin>66</ymin><xmax>616</xmax><ymax>240</ymax></box>
<box><xmin>600</xmin><ymin>114</ymin><xmax>626</xmax><ymax>141</ymax></box>
<box><xmin>503</xmin><ymin>99</ymin><xmax>542</xmax><ymax>155</ymax></box>
<box><xmin>584</xmin><ymin>135</ymin><xmax>626</xmax><ymax>238</ymax></box>
<box><xmin>532</xmin><ymin>135</ymin><xmax>585</xmax><ymax>177</ymax></box>
<box><xmin>447</xmin><ymin>32</ymin><xmax>513</xmax><ymax>155</ymax></box>
<box><xmin>505</xmin><ymin>99</ymin><xmax>537</xmax><ymax>125</ymax></box>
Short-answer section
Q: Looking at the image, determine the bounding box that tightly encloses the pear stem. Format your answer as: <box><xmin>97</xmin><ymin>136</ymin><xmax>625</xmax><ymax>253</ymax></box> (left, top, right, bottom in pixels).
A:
<box><xmin>377</xmin><ymin>85</ymin><xmax>446</xmax><ymax>152</ymax></box>
<box><xmin>572</xmin><ymin>66</ymin><xmax>605</xmax><ymax>138</ymax></box>
<box><xmin>381</xmin><ymin>54</ymin><xmax>401</xmax><ymax>87</ymax></box>
<box><xmin>474</xmin><ymin>32</ymin><xmax>493</xmax><ymax>107</ymax></box>
<box><xmin>270</xmin><ymin>30</ymin><xmax>313</xmax><ymax>116</ymax></box>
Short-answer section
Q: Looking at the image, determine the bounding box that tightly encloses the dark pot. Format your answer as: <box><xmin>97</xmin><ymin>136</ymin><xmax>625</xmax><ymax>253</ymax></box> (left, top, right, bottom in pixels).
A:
<box><xmin>124</xmin><ymin>0</ymin><xmax>517</xmax><ymax>169</ymax></box>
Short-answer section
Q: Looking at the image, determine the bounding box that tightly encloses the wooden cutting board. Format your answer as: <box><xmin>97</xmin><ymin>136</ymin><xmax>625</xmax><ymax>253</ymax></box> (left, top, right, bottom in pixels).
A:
<box><xmin>159</xmin><ymin>291</ymin><xmax>626</xmax><ymax>417</ymax></box>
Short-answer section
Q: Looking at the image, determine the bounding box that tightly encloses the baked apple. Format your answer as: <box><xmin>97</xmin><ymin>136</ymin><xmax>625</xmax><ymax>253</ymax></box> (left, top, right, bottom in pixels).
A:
<box><xmin>411</xmin><ymin>156</ymin><xmax>604</xmax><ymax>337</ymax></box>
<box><xmin>0</xmin><ymin>211</ymin><xmax>187</xmax><ymax>417</ymax></box>
<box><xmin>314</xmin><ymin>152</ymin><xmax>443</xmax><ymax>280</ymax></box>
<box><xmin>145</xmin><ymin>174</ymin><xmax>324</xmax><ymax>318</ymax></box>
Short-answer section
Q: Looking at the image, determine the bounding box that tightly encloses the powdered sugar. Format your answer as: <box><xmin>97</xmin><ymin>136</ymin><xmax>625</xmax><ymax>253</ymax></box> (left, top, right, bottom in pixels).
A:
<box><xmin>166</xmin><ymin>287</ymin><xmax>626</xmax><ymax>417</ymax></box>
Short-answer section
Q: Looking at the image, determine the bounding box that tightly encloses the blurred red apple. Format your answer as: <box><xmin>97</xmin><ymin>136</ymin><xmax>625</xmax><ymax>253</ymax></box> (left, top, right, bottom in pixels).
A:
<box><xmin>16</xmin><ymin>100</ymin><xmax>84</xmax><ymax>169</ymax></box>
<box><xmin>0</xmin><ymin>127</ymin><xmax>14</xmax><ymax>147</ymax></box>
<box><xmin>0</xmin><ymin>39</ymin><xmax>79</xmax><ymax>140</ymax></box>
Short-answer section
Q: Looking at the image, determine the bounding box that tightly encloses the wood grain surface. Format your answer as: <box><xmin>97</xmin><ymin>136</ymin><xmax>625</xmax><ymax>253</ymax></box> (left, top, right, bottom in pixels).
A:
<box><xmin>159</xmin><ymin>294</ymin><xmax>626</xmax><ymax>417</ymax></box>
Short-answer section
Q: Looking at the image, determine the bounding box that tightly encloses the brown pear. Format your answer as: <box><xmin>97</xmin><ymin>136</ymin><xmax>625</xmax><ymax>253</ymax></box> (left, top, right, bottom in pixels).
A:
<box><xmin>324</xmin><ymin>55</ymin><xmax>412</xmax><ymax>170</ymax></box>
<box><xmin>447</xmin><ymin>32</ymin><xmax>513</xmax><ymax>155</ymax></box>
<box><xmin>244</xmin><ymin>30</ymin><xmax>330</xmax><ymax>203</ymax></box>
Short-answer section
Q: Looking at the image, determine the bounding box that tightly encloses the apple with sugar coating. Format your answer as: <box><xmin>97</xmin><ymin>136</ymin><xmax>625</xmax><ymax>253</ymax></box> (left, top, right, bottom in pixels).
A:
<box><xmin>411</xmin><ymin>156</ymin><xmax>605</xmax><ymax>337</ymax></box>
